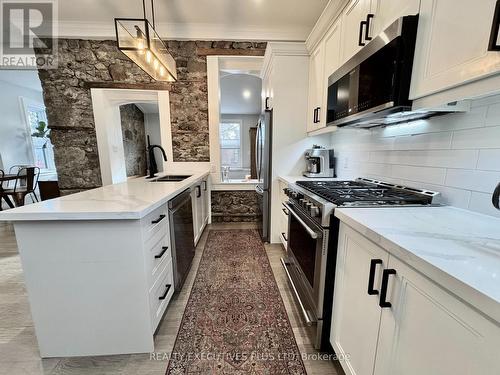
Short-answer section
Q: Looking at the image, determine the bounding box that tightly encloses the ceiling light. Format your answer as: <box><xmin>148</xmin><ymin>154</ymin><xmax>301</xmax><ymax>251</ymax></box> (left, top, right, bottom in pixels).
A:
<box><xmin>243</xmin><ymin>90</ymin><xmax>251</xmax><ymax>99</ymax></box>
<box><xmin>115</xmin><ymin>0</ymin><xmax>177</xmax><ymax>82</ymax></box>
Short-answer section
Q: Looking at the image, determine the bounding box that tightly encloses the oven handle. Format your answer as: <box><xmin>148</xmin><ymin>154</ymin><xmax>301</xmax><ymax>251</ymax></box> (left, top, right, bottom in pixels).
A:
<box><xmin>280</xmin><ymin>258</ymin><xmax>315</xmax><ymax>325</ymax></box>
<box><xmin>283</xmin><ymin>202</ymin><xmax>322</xmax><ymax>239</ymax></box>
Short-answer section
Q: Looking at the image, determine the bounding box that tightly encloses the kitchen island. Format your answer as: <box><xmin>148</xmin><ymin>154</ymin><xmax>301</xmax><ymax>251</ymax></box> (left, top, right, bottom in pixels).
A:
<box><xmin>0</xmin><ymin>171</ymin><xmax>210</xmax><ymax>358</ymax></box>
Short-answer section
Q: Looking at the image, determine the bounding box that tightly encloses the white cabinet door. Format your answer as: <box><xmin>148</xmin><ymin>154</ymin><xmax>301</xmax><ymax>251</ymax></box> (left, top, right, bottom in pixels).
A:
<box><xmin>201</xmin><ymin>179</ymin><xmax>209</xmax><ymax>227</ymax></box>
<box><xmin>331</xmin><ymin>224</ymin><xmax>389</xmax><ymax>375</ymax></box>
<box><xmin>374</xmin><ymin>255</ymin><xmax>500</xmax><ymax>375</ymax></box>
<box><xmin>340</xmin><ymin>0</ymin><xmax>372</xmax><ymax>64</ymax></box>
<box><xmin>370</xmin><ymin>0</ymin><xmax>420</xmax><ymax>37</ymax></box>
<box><xmin>410</xmin><ymin>0</ymin><xmax>500</xmax><ymax>100</ymax></box>
<box><xmin>307</xmin><ymin>42</ymin><xmax>325</xmax><ymax>132</ymax></box>
<box><xmin>321</xmin><ymin>19</ymin><xmax>343</xmax><ymax>127</ymax></box>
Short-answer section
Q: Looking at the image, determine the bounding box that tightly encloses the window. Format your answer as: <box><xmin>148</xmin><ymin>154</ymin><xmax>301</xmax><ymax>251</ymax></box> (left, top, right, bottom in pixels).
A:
<box><xmin>219</xmin><ymin>121</ymin><xmax>242</xmax><ymax>168</ymax></box>
<box><xmin>24</xmin><ymin>101</ymin><xmax>56</xmax><ymax>172</ymax></box>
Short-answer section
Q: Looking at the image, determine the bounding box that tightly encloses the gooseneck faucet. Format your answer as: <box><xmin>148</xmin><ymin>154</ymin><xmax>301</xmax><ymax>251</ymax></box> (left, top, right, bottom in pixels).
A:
<box><xmin>146</xmin><ymin>136</ymin><xmax>167</xmax><ymax>179</ymax></box>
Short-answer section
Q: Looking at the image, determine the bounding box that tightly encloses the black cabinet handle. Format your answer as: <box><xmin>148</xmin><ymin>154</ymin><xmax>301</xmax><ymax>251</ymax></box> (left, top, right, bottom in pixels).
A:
<box><xmin>359</xmin><ymin>21</ymin><xmax>367</xmax><ymax>46</ymax></box>
<box><xmin>265</xmin><ymin>97</ymin><xmax>270</xmax><ymax>110</ymax></box>
<box><xmin>202</xmin><ymin>180</ymin><xmax>207</xmax><ymax>191</ymax></box>
<box><xmin>282</xmin><ymin>208</ymin><xmax>289</xmax><ymax>216</ymax></box>
<box><xmin>379</xmin><ymin>269</ymin><xmax>396</xmax><ymax>308</ymax></box>
<box><xmin>493</xmin><ymin>182</ymin><xmax>500</xmax><ymax>210</ymax></box>
<box><xmin>281</xmin><ymin>232</ymin><xmax>288</xmax><ymax>242</ymax></box>
<box><xmin>151</xmin><ymin>214</ymin><xmax>166</xmax><ymax>224</ymax></box>
<box><xmin>154</xmin><ymin>246</ymin><xmax>168</xmax><ymax>259</ymax></box>
<box><xmin>365</xmin><ymin>14</ymin><xmax>374</xmax><ymax>41</ymax></box>
<box><xmin>159</xmin><ymin>284</ymin><xmax>171</xmax><ymax>300</ymax></box>
<box><xmin>315</xmin><ymin>107</ymin><xmax>321</xmax><ymax>123</ymax></box>
<box><xmin>196</xmin><ymin>185</ymin><xmax>201</xmax><ymax>198</ymax></box>
<box><xmin>488</xmin><ymin>0</ymin><xmax>500</xmax><ymax>51</ymax></box>
<box><xmin>367</xmin><ymin>259</ymin><xmax>382</xmax><ymax>295</ymax></box>
<box><xmin>313</xmin><ymin>108</ymin><xmax>317</xmax><ymax>123</ymax></box>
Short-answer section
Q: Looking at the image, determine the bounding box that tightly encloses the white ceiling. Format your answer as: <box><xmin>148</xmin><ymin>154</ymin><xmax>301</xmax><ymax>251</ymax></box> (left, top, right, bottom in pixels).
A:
<box><xmin>56</xmin><ymin>0</ymin><xmax>329</xmax><ymax>41</ymax></box>
<box><xmin>0</xmin><ymin>70</ymin><xmax>42</xmax><ymax>92</ymax></box>
<box><xmin>220</xmin><ymin>74</ymin><xmax>262</xmax><ymax>115</ymax></box>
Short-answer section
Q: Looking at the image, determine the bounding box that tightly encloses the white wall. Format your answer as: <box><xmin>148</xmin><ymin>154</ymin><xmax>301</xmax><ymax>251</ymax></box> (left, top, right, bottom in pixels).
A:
<box><xmin>220</xmin><ymin>114</ymin><xmax>260</xmax><ymax>173</ymax></box>
<box><xmin>220</xmin><ymin>74</ymin><xmax>262</xmax><ymax>114</ymax></box>
<box><xmin>0</xmin><ymin>76</ymin><xmax>43</xmax><ymax>171</ymax></box>
<box><xmin>329</xmin><ymin>94</ymin><xmax>500</xmax><ymax>218</ymax></box>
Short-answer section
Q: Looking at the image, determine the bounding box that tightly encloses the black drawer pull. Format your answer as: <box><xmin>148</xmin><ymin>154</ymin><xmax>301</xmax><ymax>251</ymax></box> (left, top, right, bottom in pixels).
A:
<box><xmin>493</xmin><ymin>182</ymin><xmax>500</xmax><ymax>210</ymax></box>
<box><xmin>196</xmin><ymin>185</ymin><xmax>201</xmax><ymax>198</ymax></box>
<box><xmin>379</xmin><ymin>269</ymin><xmax>396</xmax><ymax>308</ymax></box>
<box><xmin>367</xmin><ymin>259</ymin><xmax>382</xmax><ymax>295</ymax></box>
<box><xmin>359</xmin><ymin>20</ymin><xmax>367</xmax><ymax>46</ymax></box>
<box><xmin>282</xmin><ymin>208</ymin><xmax>289</xmax><ymax>216</ymax></box>
<box><xmin>155</xmin><ymin>246</ymin><xmax>168</xmax><ymax>259</ymax></box>
<box><xmin>365</xmin><ymin>14</ymin><xmax>374</xmax><ymax>41</ymax></box>
<box><xmin>151</xmin><ymin>214</ymin><xmax>166</xmax><ymax>224</ymax></box>
<box><xmin>159</xmin><ymin>284</ymin><xmax>171</xmax><ymax>300</ymax></box>
<box><xmin>281</xmin><ymin>232</ymin><xmax>288</xmax><ymax>242</ymax></box>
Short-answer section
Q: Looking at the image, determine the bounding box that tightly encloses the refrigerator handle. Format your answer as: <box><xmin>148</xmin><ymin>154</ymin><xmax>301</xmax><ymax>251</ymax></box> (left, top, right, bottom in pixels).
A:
<box><xmin>255</xmin><ymin>122</ymin><xmax>261</xmax><ymax>180</ymax></box>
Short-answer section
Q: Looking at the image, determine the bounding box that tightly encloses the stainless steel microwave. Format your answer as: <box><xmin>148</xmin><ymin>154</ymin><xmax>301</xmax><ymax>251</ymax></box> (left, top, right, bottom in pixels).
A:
<box><xmin>326</xmin><ymin>15</ymin><xmax>437</xmax><ymax>128</ymax></box>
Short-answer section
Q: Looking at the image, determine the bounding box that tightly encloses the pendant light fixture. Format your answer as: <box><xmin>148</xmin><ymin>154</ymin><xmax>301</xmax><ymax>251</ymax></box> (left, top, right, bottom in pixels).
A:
<box><xmin>114</xmin><ymin>0</ymin><xmax>177</xmax><ymax>82</ymax></box>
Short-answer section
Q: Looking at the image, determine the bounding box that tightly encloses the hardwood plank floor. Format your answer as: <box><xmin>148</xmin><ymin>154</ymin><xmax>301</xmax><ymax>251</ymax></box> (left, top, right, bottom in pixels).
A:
<box><xmin>0</xmin><ymin>221</ymin><xmax>343</xmax><ymax>374</ymax></box>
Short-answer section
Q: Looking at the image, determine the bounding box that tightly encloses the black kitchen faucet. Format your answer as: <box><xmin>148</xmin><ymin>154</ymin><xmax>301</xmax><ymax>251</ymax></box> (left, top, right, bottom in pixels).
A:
<box><xmin>146</xmin><ymin>135</ymin><xmax>167</xmax><ymax>179</ymax></box>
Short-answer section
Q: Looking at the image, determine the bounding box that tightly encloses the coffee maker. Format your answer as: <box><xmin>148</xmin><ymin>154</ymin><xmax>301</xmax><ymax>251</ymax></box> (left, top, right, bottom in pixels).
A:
<box><xmin>303</xmin><ymin>146</ymin><xmax>335</xmax><ymax>178</ymax></box>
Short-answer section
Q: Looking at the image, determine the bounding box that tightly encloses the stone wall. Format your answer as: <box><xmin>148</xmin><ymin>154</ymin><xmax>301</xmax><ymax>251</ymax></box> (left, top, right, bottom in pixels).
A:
<box><xmin>119</xmin><ymin>104</ymin><xmax>147</xmax><ymax>177</ymax></box>
<box><xmin>35</xmin><ymin>39</ymin><xmax>266</xmax><ymax>195</ymax></box>
<box><xmin>211</xmin><ymin>191</ymin><xmax>261</xmax><ymax>222</ymax></box>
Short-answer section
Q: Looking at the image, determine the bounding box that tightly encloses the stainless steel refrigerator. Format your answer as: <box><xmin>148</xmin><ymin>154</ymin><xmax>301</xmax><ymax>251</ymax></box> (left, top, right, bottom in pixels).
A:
<box><xmin>255</xmin><ymin>109</ymin><xmax>272</xmax><ymax>242</ymax></box>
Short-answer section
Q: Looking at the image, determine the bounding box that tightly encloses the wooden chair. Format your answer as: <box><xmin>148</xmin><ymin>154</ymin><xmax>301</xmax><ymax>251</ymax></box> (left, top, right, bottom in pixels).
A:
<box><xmin>2</xmin><ymin>167</ymin><xmax>41</xmax><ymax>207</ymax></box>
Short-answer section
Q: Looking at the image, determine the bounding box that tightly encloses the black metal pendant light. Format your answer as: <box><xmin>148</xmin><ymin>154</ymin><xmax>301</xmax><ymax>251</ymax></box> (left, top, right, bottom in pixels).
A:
<box><xmin>114</xmin><ymin>0</ymin><xmax>177</xmax><ymax>82</ymax></box>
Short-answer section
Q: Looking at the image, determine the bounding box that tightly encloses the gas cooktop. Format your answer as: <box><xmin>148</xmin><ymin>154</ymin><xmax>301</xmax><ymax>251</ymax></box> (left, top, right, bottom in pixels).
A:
<box><xmin>295</xmin><ymin>178</ymin><xmax>438</xmax><ymax>207</ymax></box>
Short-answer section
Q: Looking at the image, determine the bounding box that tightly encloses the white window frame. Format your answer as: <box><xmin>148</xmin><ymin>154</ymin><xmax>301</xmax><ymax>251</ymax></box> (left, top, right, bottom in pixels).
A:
<box><xmin>219</xmin><ymin>119</ymin><xmax>243</xmax><ymax>169</ymax></box>
<box><xmin>19</xmin><ymin>96</ymin><xmax>57</xmax><ymax>175</ymax></box>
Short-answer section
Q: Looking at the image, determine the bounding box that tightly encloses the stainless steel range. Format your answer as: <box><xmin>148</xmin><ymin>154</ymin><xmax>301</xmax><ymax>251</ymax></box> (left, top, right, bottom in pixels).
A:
<box><xmin>281</xmin><ymin>178</ymin><xmax>440</xmax><ymax>350</ymax></box>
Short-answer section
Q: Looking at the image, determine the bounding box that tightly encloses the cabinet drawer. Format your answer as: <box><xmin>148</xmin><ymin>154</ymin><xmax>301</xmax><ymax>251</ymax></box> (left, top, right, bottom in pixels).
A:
<box><xmin>149</xmin><ymin>258</ymin><xmax>174</xmax><ymax>332</ymax></box>
<box><xmin>141</xmin><ymin>205</ymin><xmax>168</xmax><ymax>242</ymax></box>
<box><xmin>145</xmin><ymin>230</ymin><xmax>171</xmax><ymax>288</ymax></box>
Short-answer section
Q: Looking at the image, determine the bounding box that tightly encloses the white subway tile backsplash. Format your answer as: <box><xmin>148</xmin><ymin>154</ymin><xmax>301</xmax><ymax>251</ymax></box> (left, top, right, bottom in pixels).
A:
<box><xmin>329</xmin><ymin>94</ymin><xmax>500</xmax><ymax>218</ymax></box>
<box><xmin>445</xmin><ymin>169</ymin><xmax>500</xmax><ymax>193</ymax></box>
<box><xmin>468</xmin><ymin>192</ymin><xmax>500</xmax><ymax>218</ymax></box>
<box><xmin>451</xmin><ymin>126</ymin><xmax>500</xmax><ymax>149</ymax></box>
<box><xmin>391</xmin><ymin>165</ymin><xmax>447</xmax><ymax>185</ymax></box>
<box><xmin>369</xmin><ymin>150</ymin><xmax>478</xmax><ymax>169</ymax></box>
<box><xmin>477</xmin><ymin>149</ymin><xmax>500</xmax><ymax>171</ymax></box>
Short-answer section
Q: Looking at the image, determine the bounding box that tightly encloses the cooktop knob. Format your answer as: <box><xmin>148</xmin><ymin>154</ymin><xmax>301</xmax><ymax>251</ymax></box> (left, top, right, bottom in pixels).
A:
<box><xmin>310</xmin><ymin>205</ymin><xmax>320</xmax><ymax>217</ymax></box>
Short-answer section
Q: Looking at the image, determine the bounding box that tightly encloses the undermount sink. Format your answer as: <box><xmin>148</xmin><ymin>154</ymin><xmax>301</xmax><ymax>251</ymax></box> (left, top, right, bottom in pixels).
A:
<box><xmin>151</xmin><ymin>175</ymin><xmax>192</xmax><ymax>182</ymax></box>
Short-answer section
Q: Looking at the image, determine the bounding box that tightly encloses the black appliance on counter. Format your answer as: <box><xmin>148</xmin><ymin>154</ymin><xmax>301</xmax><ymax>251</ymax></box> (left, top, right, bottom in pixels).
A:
<box><xmin>326</xmin><ymin>15</ymin><xmax>448</xmax><ymax>128</ymax></box>
<box><xmin>168</xmin><ymin>188</ymin><xmax>195</xmax><ymax>292</ymax></box>
<box><xmin>281</xmin><ymin>178</ymin><xmax>440</xmax><ymax>350</ymax></box>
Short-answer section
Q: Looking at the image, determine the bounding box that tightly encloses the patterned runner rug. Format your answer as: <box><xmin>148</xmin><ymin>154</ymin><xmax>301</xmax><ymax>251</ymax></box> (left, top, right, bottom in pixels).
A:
<box><xmin>166</xmin><ymin>229</ymin><xmax>307</xmax><ymax>374</ymax></box>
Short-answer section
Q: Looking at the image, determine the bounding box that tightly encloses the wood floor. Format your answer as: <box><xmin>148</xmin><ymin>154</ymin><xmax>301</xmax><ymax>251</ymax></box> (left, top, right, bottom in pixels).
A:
<box><xmin>0</xmin><ymin>221</ymin><xmax>342</xmax><ymax>374</ymax></box>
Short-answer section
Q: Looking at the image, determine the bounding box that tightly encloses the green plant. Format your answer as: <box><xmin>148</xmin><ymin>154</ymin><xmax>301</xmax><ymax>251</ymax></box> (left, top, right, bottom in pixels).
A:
<box><xmin>32</xmin><ymin>121</ymin><xmax>50</xmax><ymax>139</ymax></box>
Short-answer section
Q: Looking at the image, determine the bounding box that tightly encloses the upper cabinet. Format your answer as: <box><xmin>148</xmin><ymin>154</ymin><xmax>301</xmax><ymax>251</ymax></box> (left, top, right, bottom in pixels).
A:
<box><xmin>340</xmin><ymin>0</ymin><xmax>372</xmax><ymax>64</ymax></box>
<box><xmin>370</xmin><ymin>0</ymin><xmax>420</xmax><ymax>36</ymax></box>
<box><xmin>307</xmin><ymin>42</ymin><xmax>325</xmax><ymax>132</ymax></box>
<box><xmin>410</xmin><ymin>0</ymin><xmax>500</xmax><ymax>100</ymax></box>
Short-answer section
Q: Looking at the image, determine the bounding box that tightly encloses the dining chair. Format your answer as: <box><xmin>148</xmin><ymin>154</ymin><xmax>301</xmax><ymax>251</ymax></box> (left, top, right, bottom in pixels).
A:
<box><xmin>2</xmin><ymin>166</ymin><xmax>41</xmax><ymax>207</ymax></box>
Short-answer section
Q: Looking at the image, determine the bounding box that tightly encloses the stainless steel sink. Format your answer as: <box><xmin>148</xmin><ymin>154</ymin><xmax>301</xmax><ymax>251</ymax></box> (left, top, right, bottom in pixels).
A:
<box><xmin>151</xmin><ymin>175</ymin><xmax>192</xmax><ymax>182</ymax></box>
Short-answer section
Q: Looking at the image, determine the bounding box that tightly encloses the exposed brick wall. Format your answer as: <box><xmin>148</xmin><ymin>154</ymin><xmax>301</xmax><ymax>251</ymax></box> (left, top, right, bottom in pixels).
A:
<box><xmin>35</xmin><ymin>39</ymin><xmax>266</xmax><ymax>195</ymax></box>
<box><xmin>211</xmin><ymin>190</ymin><xmax>261</xmax><ymax>222</ymax></box>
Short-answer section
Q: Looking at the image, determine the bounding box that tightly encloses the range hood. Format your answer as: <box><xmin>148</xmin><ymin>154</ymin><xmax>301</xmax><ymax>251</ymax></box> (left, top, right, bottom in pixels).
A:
<box><xmin>325</xmin><ymin>15</ymin><xmax>463</xmax><ymax>129</ymax></box>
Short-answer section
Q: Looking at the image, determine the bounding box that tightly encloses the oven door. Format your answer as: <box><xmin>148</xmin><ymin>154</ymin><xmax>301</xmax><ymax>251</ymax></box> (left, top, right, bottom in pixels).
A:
<box><xmin>281</xmin><ymin>201</ymin><xmax>326</xmax><ymax>325</ymax></box>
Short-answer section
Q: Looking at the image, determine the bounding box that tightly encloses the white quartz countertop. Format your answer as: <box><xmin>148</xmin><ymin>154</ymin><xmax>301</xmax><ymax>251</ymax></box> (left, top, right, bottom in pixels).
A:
<box><xmin>0</xmin><ymin>171</ymin><xmax>210</xmax><ymax>221</ymax></box>
<box><xmin>335</xmin><ymin>206</ymin><xmax>500</xmax><ymax>322</ymax></box>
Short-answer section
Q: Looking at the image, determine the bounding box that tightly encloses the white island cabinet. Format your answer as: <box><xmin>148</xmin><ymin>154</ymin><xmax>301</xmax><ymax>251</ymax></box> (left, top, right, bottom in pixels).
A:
<box><xmin>0</xmin><ymin>171</ymin><xmax>210</xmax><ymax>358</ymax></box>
<box><xmin>331</xmin><ymin>207</ymin><xmax>500</xmax><ymax>375</ymax></box>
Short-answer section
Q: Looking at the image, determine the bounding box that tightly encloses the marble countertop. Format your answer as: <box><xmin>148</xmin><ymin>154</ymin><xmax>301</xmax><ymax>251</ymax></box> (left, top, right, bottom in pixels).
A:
<box><xmin>0</xmin><ymin>171</ymin><xmax>210</xmax><ymax>221</ymax></box>
<box><xmin>335</xmin><ymin>206</ymin><xmax>500</xmax><ymax>322</ymax></box>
